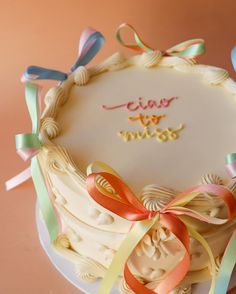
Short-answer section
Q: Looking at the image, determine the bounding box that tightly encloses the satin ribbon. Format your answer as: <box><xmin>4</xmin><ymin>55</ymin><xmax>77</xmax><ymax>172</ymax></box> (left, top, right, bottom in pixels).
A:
<box><xmin>225</xmin><ymin>153</ymin><xmax>236</xmax><ymax>178</ymax></box>
<box><xmin>86</xmin><ymin>162</ymin><xmax>236</xmax><ymax>294</ymax></box>
<box><xmin>22</xmin><ymin>27</ymin><xmax>105</xmax><ymax>82</ymax></box>
<box><xmin>15</xmin><ymin>83</ymin><xmax>41</xmax><ymax>161</ymax></box>
<box><xmin>6</xmin><ymin>82</ymin><xmax>59</xmax><ymax>241</ymax></box>
<box><xmin>231</xmin><ymin>45</ymin><xmax>236</xmax><ymax>71</ymax></box>
<box><xmin>6</xmin><ymin>83</ymin><xmax>42</xmax><ymax>190</ymax></box>
<box><xmin>213</xmin><ymin>153</ymin><xmax>236</xmax><ymax>293</ymax></box>
<box><xmin>215</xmin><ymin>230</ymin><xmax>236</xmax><ymax>294</ymax></box>
<box><xmin>116</xmin><ymin>23</ymin><xmax>205</xmax><ymax>58</ymax></box>
<box><xmin>219</xmin><ymin>44</ymin><xmax>236</xmax><ymax>290</ymax></box>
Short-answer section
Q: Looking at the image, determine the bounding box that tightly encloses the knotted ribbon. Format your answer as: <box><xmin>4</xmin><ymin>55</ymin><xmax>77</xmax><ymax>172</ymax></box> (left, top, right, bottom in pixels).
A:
<box><xmin>5</xmin><ymin>83</ymin><xmax>42</xmax><ymax>190</ymax></box>
<box><xmin>6</xmin><ymin>83</ymin><xmax>59</xmax><ymax>241</ymax></box>
<box><xmin>22</xmin><ymin>27</ymin><xmax>105</xmax><ymax>82</ymax></box>
<box><xmin>86</xmin><ymin>162</ymin><xmax>236</xmax><ymax>294</ymax></box>
<box><xmin>216</xmin><ymin>47</ymin><xmax>236</xmax><ymax>292</ymax></box>
<box><xmin>6</xmin><ymin>27</ymin><xmax>105</xmax><ymax>239</ymax></box>
<box><xmin>116</xmin><ymin>23</ymin><xmax>205</xmax><ymax>58</ymax></box>
<box><xmin>15</xmin><ymin>83</ymin><xmax>42</xmax><ymax>161</ymax></box>
<box><xmin>6</xmin><ymin>26</ymin><xmax>105</xmax><ymax>191</ymax></box>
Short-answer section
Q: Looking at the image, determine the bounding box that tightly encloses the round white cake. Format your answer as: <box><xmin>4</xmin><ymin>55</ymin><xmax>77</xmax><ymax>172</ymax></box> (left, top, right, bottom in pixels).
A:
<box><xmin>38</xmin><ymin>51</ymin><xmax>236</xmax><ymax>293</ymax></box>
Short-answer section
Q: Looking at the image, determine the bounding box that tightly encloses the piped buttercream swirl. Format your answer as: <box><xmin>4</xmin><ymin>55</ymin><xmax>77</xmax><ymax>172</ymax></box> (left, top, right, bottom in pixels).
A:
<box><xmin>140</xmin><ymin>50</ymin><xmax>163</xmax><ymax>68</ymax></box>
<box><xmin>41</xmin><ymin>117</ymin><xmax>60</xmax><ymax>139</ymax></box>
<box><xmin>140</xmin><ymin>184</ymin><xmax>177</xmax><ymax>211</ymax></box>
<box><xmin>74</xmin><ymin>66</ymin><xmax>90</xmax><ymax>85</ymax></box>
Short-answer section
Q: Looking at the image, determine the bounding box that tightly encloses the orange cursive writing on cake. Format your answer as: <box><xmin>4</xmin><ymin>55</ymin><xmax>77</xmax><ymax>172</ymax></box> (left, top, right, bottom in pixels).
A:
<box><xmin>102</xmin><ymin>96</ymin><xmax>178</xmax><ymax>112</ymax></box>
<box><xmin>128</xmin><ymin>113</ymin><xmax>166</xmax><ymax>127</ymax></box>
<box><xmin>118</xmin><ymin>124</ymin><xmax>184</xmax><ymax>142</ymax></box>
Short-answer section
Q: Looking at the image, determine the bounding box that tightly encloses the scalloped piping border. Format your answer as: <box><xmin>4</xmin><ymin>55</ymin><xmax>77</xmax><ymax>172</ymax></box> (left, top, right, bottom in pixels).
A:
<box><xmin>39</xmin><ymin>51</ymin><xmax>236</xmax><ymax>191</ymax></box>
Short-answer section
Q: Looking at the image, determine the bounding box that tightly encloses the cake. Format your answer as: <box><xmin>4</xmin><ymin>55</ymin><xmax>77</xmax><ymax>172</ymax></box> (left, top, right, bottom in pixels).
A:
<box><xmin>8</xmin><ymin>24</ymin><xmax>236</xmax><ymax>294</ymax></box>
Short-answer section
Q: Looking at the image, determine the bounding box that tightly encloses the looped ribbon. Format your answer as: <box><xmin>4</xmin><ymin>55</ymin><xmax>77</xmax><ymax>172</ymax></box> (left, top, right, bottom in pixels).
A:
<box><xmin>15</xmin><ymin>83</ymin><xmax>42</xmax><ymax>161</ymax></box>
<box><xmin>6</xmin><ymin>26</ymin><xmax>105</xmax><ymax>190</ymax></box>
<box><xmin>86</xmin><ymin>162</ymin><xmax>236</xmax><ymax>294</ymax></box>
<box><xmin>22</xmin><ymin>27</ymin><xmax>105</xmax><ymax>82</ymax></box>
<box><xmin>213</xmin><ymin>152</ymin><xmax>236</xmax><ymax>294</ymax></box>
<box><xmin>6</xmin><ymin>83</ymin><xmax>59</xmax><ymax>241</ymax></box>
<box><xmin>5</xmin><ymin>83</ymin><xmax>42</xmax><ymax>190</ymax></box>
<box><xmin>6</xmin><ymin>27</ymin><xmax>105</xmax><ymax>242</ymax></box>
<box><xmin>213</xmin><ymin>49</ymin><xmax>236</xmax><ymax>293</ymax></box>
<box><xmin>116</xmin><ymin>23</ymin><xmax>205</xmax><ymax>58</ymax></box>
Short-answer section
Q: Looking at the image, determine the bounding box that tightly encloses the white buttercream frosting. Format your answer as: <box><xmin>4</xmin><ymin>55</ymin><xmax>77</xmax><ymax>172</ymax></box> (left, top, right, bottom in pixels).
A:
<box><xmin>36</xmin><ymin>51</ymin><xmax>236</xmax><ymax>292</ymax></box>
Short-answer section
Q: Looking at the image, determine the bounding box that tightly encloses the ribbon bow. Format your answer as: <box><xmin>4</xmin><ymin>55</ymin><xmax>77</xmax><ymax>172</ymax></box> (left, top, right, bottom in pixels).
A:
<box><xmin>116</xmin><ymin>23</ymin><xmax>205</xmax><ymax>58</ymax></box>
<box><xmin>86</xmin><ymin>162</ymin><xmax>236</xmax><ymax>294</ymax></box>
<box><xmin>6</xmin><ymin>26</ymin><xmax>105</xmax><ymax>190</ymax></box>
<box><xmin>6</xmin><ymin>83</ymin><xmax>42</xmax><ymax>190</ymax></box>
<box><xmin>15</xmin><ymin>83</ymin><xmax>41</xmax><ymax>161</ymax></box>
<box><xmin>22</xmin><ymin>27</ymin><xmax>105</xmax><ymax>82</ymax></box>
<box><xmin>6</xmin><ymin>83</ymin><xmax>59</xmax><ymax>241</ymax></box>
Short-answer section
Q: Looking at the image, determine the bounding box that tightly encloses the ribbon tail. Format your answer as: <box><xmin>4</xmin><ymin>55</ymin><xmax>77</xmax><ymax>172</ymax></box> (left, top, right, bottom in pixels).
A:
<box><xmin>215</xmin><ymin>229</ymin><xmax>236</xmax><ymax>294</ymax></box>
<box><xmin>185</xmin><ymin>224</ymin><xmax>216</xmax><ymax>294</ymax></box>
<box><xmin>98</xmin><ymin>216</ymin><xmax>158</xmax><ymax>294</ymax></box>
<box><xmin>5</xmin><ymin>167</ymin><xmax>31</xmax><ymax>190</ymax></box>
<box><xmin>31</xmin><ymin>156</ymin><xmax>59</xmax><ymax>242</ymax></box>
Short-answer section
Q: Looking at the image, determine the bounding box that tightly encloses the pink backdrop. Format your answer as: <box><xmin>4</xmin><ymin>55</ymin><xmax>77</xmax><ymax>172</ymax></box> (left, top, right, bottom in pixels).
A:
<box><xmin>1</xmin><ymin>1</ymin><xmax>236</xmax><ymax>293</ymax></box>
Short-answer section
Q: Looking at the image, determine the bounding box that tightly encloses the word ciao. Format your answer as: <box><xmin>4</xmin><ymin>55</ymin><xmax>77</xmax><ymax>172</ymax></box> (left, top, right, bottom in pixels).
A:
<box><xmin>118</xmin><ymin>125</ymin><xmax>184</xmax><ymax>142</ymax></box>
<box><xmin>102</xmin><ymin>96</ymin><xmax>178</xmax><ymax>112</ymax></box>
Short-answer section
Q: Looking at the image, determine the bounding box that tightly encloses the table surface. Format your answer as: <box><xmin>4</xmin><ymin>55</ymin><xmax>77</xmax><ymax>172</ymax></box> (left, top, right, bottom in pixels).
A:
<box><xmin>1</xmin><ymin>1</ymin><xmax>236</xmax><ymax>293</ymax></box>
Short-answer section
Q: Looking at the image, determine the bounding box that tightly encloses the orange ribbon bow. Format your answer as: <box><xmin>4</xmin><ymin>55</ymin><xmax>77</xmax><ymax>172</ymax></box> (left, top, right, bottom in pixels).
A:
<box><xmin>86</xmin><ymin>163</ymin><xmax>236</xmax><ymax>293</ymax></box>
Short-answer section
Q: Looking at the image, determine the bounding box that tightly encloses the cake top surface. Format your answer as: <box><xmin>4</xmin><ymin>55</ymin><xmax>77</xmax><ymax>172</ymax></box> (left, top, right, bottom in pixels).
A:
<box><xmin>49</xmin><ymin>53</ymin><xmax>236</xmax><ymax>193</ymax></box>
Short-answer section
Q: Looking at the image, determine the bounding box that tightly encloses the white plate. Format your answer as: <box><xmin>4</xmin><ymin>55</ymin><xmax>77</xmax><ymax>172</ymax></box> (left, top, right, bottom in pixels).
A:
<box><xmin>36</xmin><ymin>203</ymin><xmax>236</xmax><ymax>294</ymax></box>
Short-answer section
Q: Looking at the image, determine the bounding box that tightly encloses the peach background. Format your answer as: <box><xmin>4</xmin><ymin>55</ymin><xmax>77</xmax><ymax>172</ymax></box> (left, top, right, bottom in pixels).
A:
<box><xmin>1</xmin><ymin>0</ymin><xmax>236</xmax><ymax>293</ymax></box>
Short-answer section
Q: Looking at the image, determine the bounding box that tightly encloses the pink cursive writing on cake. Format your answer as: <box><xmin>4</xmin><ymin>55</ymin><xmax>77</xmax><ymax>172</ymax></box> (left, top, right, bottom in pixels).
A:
<box><xmin>102</xmin><ymin>96</ymin><xmax>178</xmax><ymax>112</ymax></box>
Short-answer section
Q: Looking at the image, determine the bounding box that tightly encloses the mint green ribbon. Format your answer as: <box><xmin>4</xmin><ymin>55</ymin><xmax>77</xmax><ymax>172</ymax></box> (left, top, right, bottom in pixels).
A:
<box><xmin>16</xmin><ymin>83</ymin><xmax>59</xmax><ymax>242</ymax></box>
<box><xmin>215</xmin><ymin>230</ymin><xmax>236</xmax><ymax>293</ymax></box>
<box><xmin>214</xmin><ymin>153</ymin><xmax>236</xmax><ymax>293</ymax></box>
<box><xmin>226</xmin><ymin>153</ymin><xmax>236</xmax><ymax>164</ymax></box>
<box><xmin>15</xmin><ymin>83</ymin><xmax>41</xmax><ymax>159</ymax></box>
<box><xmin>31</xmin><ymin>157</ymin><xmax>59</xmax><ymax>241</ymax></box>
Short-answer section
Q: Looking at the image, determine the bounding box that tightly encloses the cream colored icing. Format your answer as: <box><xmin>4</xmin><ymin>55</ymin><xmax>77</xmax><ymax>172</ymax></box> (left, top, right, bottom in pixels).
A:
<box><xmin>37</xmin><ymin>51</ymin><xmax>236</xmax><ymax>293</ymax></box>
<box><xmin>46</xmin><ymin>54</ymin><xmax>236</xmax><ymax>193</ymax></box>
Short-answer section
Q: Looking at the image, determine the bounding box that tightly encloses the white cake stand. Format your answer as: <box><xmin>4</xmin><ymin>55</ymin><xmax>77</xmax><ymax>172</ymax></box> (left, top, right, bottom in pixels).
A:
<box><xmin>36</xmin><ymin>203</ymin><xmax>236</xmax><ymax>294</ymax></box>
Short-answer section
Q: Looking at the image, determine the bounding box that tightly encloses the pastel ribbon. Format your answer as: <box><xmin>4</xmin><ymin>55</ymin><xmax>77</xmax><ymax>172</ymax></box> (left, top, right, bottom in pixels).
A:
<box><xmin>215</xmin><ymin>230</ymin><xmax>236</xmax><ymax>294</ymax></box>
<box><xmin>86</xmin><ymin>162</ymin><xmax>236</xmax><ymax>294</ymax></box>
<box><xmin>226</xmin><ymin>153</ymin><xmax>236</xmax><ymax>178</ymax></box>
<box><xmin>15</xmin><ymin>83</ymin><xmax>41</xmax><ymax>161</ymax></box>
<box><xmin>231</xmin><ymin>45</ymin><xmax>236</xmax><ymax>71</ymax></box>
<box><xmin>116</xmin><ymin>23</ymin><xmax>205</xmax><ymax>58</ymax></box>
<box><xmin>214</xmin><ymin>153</ymin><xmax>236</xmax><ymax>293</ymax></box>
<box><xmin>5</xmin><ymin>167</ymin><xmax>31</xmax><ymax>191</ymax></box>
<box><xmin>22</xmin><ymin>27</ymin><xmax>105</xmax><ymax>82</ymax></box>
<box><xmin>6</xmin><ymin>82</ymin><xmax>59</xmax><ymax>241</ymax></box>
